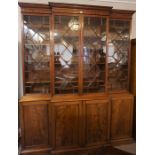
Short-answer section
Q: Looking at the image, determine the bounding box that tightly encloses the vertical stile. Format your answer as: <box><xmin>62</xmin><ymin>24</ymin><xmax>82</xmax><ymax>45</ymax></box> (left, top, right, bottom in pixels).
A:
<box><xmin>21</xmin><ymin>14</ymin><xmax>25</xmax><ymax>95</ymax></box>
<box><xmin>51</xmin><ymin>14</ymin><xmax>55</xmax><ymax>96</ymax></box>
<box><xmin>79</xmin><ymin>14</ymin><xmax>84</xmax><ymax>95</ymax></box>
<box><xmin>128</xmin><ymin>20</ymin><xmax>132</xmax><ymax>91</ymax></box>
<box><xmin>105</xmin><ymin>16</ymin><xmax>109</xmax><ymax>93</ymax></box>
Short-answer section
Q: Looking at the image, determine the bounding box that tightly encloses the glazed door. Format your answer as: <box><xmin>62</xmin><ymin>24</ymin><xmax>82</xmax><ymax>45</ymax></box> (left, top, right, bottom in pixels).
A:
<box><xmin>82</xmin><ymin>16</ymin><xmax>107</xmax><ymax>93</ymax></box>
<box><xmin>108</xmin><ymin>19</ymin><xmax>130</xmax><ymax>91</ymax></box>
<box><xmin>53</xmin><ymin>15</ymin><xmax>108</xmax><ymax>95</ymax></box>
<box><xmin>53</xmin><ymin>15</ymin><xmax>80</xmax><ymax>95</ymax></box>
<box><xmin>23</xmin><ymin>15</ymin><xmax>51</xmax><ymax>94</ymax></box>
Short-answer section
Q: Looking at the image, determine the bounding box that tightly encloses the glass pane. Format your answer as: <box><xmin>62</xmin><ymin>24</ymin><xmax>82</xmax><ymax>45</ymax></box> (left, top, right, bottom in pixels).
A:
<box><xmin>108</xmin><ymin>20</ymin><xmax>130</xmax><ymax>91</ymax></box>
<box><xmin>83</xmin><ymin>17</ymin><xmax>106</xmax><ymax>93</ymax></box>
<box><xmin>54</xmin><ymin>16</ymin><xmax>80</xmax><ymax>94</ymax></box>
<box><xmin>23</xmin><ymin>16</ymin><xmax>50</xmax><ymax>94</ymax></box>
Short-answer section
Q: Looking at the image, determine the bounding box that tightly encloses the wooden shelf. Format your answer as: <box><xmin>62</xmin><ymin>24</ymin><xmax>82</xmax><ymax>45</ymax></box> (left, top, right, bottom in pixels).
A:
<box><xmin>55</xmin><ymin>62</ymin><xmax>78</xmax><ymax>65</ymax></box>
<box><xmin>24</xmin><ymin>43</ymin><xmax>50</xmax><ymax>46</ymax></box>
<box><xmin>55</xmin><ymin>86</ymin><xmax>78</xmax><ymax>90</ymax></box>
<box><xmin>84</xmin><ymin>81</ymin><xmax>104</xmax><ymax>84</ymax></box>
<box><xmin>84</xmin><ymin>62</ymin><xmax>105</xmax><ymax>64</ymax></box>
<box><xmin>25</xmin><ymin>61</ymin><xmax>50</xmax><ymax>63</ymax></box>
<box><xmin>83</xmin><ymin>85</ymin><xmax>105</xmax><ymax>89</ymax></box>
<box><xmin>25</xmin><ymin>23</ymin><xmax>49</xmax><ymax>28</ymax></box>
<box><xmin>25</xmin><ymin>81</ymin><xmax>50</xmax><ymax>84</ymax></box>
<box><xmin>25</xmin><ymin>70</ymin><xmax>50</xmax><ymax>72</ymax></box>
<box><xmin>54</xmin><ymin>54</ymin><xmax>79</xmax><ymax>56</ymax></box>
<box><xmin>55</xmin><ymin>80</ymin><xmax>104</xmax><ymax>84</ymax></box>
<box><xmin>55</xmin><ymin>81</ymin><xmax>78</xmax><ymax>84</ymax></box>
<box><xmin>84</xmin><ymin>71</ymin><xmax>105</xmax><ymax>74</ymax></box>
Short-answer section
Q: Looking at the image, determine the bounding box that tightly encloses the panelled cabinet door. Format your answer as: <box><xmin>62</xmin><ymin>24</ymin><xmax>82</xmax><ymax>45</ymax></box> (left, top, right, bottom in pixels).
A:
<box><xmin>21</xmin><ymin>102</ymin><xmax>49</xmax><ymax>148</ymax></box>
<box><xmin>111</xmin><ymin>95</ymin><xmax>133</xmax><ymax>141</ymax></box>
<box><xmin>84</xmin><ymin>100</ymin><xmax>109</xmax><ymax>146</ymax></box>
<box><xmin>52</xmin><ymin>101</ymin><xmax>80</xmax><ymax>149</ymax></box>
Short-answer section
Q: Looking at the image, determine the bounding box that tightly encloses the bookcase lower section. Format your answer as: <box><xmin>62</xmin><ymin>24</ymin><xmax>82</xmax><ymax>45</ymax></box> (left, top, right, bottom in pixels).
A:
<box><xmin>19</xmin><ymin>93</ymin><xmax>134</xmax><ymax>155</ymax></box>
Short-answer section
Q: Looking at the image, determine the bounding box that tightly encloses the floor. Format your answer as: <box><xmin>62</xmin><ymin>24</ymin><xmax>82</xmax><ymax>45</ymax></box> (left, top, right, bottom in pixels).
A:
<box><xmin>103</xmin><ymin>147</ymin><xmax>135</xmax><ymax>155</ymax></box>
<box><xmin>18</xmin><ymin>143</ymin><xmax>136</xmax><ymax>155</ymax></box>
<box><xmin>115</xmin><ymin>143</ymin><xmax>136</xmax><ymax>154</ymax></box>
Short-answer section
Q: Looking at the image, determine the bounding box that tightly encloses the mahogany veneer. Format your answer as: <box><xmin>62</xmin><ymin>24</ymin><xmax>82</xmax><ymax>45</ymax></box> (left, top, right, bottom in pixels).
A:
<box><xmin>19</xmin><ymin>2</ymin><xmax>135</xmax><ymax>155</ymax></box>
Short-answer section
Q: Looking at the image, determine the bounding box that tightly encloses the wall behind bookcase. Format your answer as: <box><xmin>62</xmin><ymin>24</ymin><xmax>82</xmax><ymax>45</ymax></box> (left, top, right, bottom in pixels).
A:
<box><xmin>18</xmin><ymin>6</ymin><xmax>23</xmax><ymax>98</ymax></box>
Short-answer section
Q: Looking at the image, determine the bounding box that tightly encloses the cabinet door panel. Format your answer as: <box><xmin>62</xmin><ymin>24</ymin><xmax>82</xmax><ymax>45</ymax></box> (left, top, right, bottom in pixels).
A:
<box><xmin>85</xmin><ymin>100</ymin><xmax>109</xmax><ymax>145</ymax></box>
<box><xmin>111</xmin><ymin>96</ymin><xmax>133</xmax><ymax>140</ymax></box>
<box><xmin>23</xmin><ymin>15</ymin><xmax>50</xmax><ymax>94</ymax></box>
<box><xmin>83</xmin><ymin>17</ymin><xmax>106</xmax><ymax>93</ymax></box>
<box><xmin>108</xmin><ymin>20</ymin><xmax>130</xmax><ymax>91</ymax></box>
<box><xmin>22</xmin><ymin>103</ymin><xmax>49</xmax><ymax>147</ymax></box>
<box><xmin>54</xmin><ymin>15</ymin><xmax>80</xmax><ymax>95</ymax></box>
<box><xmin>53</xmin><ymin>102</ymin><xmax>80</xmax><ymax>149</ymax></box>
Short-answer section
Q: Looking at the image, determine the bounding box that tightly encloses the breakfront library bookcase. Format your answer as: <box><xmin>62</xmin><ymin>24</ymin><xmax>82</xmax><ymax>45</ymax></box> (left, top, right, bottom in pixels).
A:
<box><xmin>19</xmin><ymin>2</ymin><xmax>135</xmax><ymax>155</ymax></box>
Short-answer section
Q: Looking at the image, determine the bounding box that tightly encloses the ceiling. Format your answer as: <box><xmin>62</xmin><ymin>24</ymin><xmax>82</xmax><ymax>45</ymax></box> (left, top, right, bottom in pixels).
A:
<box><xmin>18</xmin><ymin>0</ymin><xmax>136</xmax><ymax>10</ymax></box>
